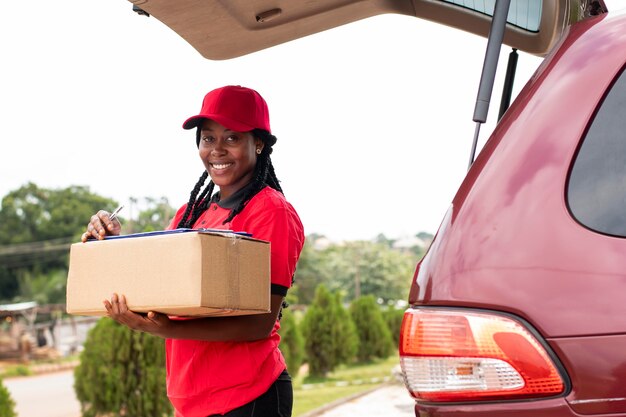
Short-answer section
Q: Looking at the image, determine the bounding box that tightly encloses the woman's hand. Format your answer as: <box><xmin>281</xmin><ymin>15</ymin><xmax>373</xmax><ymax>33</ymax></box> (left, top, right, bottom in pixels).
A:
<box><xmin>81</xmin><ymin>210</ymin><xmax>122</xmax><ymax>242</ymax></box>
<box><xmin>103</xmin><ymin>293</ymin><xmax>171</xmax><ymax>337</ymax></box>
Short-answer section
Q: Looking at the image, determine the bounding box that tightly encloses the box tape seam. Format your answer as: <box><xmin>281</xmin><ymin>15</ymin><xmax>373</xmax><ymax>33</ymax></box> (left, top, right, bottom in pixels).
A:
<box><xmin>227</xmin><ymin>235</ymin><xmax>241</xmax><ymax>310</ymax></box>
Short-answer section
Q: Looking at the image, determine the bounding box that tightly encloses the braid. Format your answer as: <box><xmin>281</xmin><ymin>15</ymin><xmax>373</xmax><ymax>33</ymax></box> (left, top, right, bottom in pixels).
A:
<box><xmin>191</xmin><ymin>181</ymin><xmax>215</xmax><ymax>219</ymax></box>
<box><xmin>278</xmin><ymin>299</ymin><xmax>289</xmax><ymax>321</ymax></box>
<box><xmin>176</xmin><ymin>171</ymin><xmax>207</xmax><ymax>228</ymax></box>
<box><xmin>222</xmin><ymin>129</ymin><xmax>283</xmax><ymax>224</ymax></box>
<box><xmin>266</xmin><ymin>162</ymin><xmax>283</xmax><ymax>194</ymax></box>
<box><xmin>176</xmin><ymin>172</ymin><xmax>216</xmax><ymax>229</ymax></box>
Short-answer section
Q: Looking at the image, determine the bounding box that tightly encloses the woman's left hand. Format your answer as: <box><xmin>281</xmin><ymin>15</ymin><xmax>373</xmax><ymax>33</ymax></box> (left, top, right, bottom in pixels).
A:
<box><xmin>103</xmin><ymin>293</ymin><xmax>170</xmax><ymax>337</ymax></box>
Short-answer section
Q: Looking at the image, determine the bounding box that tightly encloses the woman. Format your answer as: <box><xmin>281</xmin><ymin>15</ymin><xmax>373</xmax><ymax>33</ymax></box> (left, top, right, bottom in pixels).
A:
<box><xmin>82</xmin><ymin>85</ymin><xmax>305</xmax><ymax>417</ymax></box>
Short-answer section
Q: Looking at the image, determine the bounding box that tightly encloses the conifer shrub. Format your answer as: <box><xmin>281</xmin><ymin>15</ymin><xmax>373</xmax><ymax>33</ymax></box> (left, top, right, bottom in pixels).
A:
<box><xmin>301</xmin><ymin>285</ymin><xmax>358</xmax><ymax>377</ymax></box>
<box><xmin>278</xmin><ymin>307</ymin><xmax>305</xmax><ymax>377</ymax></box>
<box><xmin>74</xmin><ymin>318</ymin><xmax>172</xmax><ymax>417</ymax></box>
<box><xmin>0</xmin><ymin>378</ymin><xmax>16</xmax><ymax>417</ymax></box>
<box><xmin>331</xmin><ymin>292</ymin><xmax>358</xmax><ymax>366</ymax></box>
<box><xmin>350</xmin><ymin>295</ymin><xmax>394</xmax><ymax>362</ymax></box>
<box><xmin>383</xmin><ymin>304</ymin><xmax>405</xmax><ymax>348</ymax></box>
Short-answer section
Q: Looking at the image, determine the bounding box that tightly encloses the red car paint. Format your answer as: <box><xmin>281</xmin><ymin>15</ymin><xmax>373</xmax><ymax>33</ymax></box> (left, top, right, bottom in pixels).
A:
<box><xmin>405</xmin><ymin>10</ymin><xmax>626</xmax><ymax>417</ymax></box>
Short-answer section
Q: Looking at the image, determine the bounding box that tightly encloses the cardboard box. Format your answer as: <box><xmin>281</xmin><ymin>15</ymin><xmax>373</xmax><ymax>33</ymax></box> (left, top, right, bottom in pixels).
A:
<box><xmin>66</xmin><ymin>230</ymin><xmax>270</xmax><ymax>317</ymax></box>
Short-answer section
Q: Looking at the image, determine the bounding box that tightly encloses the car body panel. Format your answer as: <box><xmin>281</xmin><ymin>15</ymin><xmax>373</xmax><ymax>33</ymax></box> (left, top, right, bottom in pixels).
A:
<box><xmin>413</xmin><ymin>397</ymin><xmax>575</xmax><ymax>416</ymax></box>
<box><xmin>408</xmin><ymin>10</ymin><xmax>626</xmax><ymax>416</ymax></box>
<box><xmin>551</xmin><ymin>334</ymin><xmax>626</xmax><ymax>414</ymax></box>
<box><xmin>412</xmin><ymin>12</ymin><xmax>626</xmax><ymax>338</ymax></box>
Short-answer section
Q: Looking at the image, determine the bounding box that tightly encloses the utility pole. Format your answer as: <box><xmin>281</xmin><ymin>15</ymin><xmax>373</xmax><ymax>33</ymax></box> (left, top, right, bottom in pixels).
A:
<box><xmin>354</xmin><ymin>246</ymin><xmax>361</xmax><ymax>299</ymax></box>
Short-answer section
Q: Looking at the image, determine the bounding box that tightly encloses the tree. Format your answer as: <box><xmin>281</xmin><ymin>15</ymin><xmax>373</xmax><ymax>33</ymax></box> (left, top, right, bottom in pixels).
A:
<box><xmin>292</xmin><ymin>235</ymin><xmax>423</xmax><ymax>306</ymax></box>
<box><xmin>0</xmin><ymin>183</ymin><xmax>116</xmax><ymax>245</ymax></box>
<box><xmin>324</xmin><ymin>241</ymin><xmax>414</xmax><ymax>303</ymax></box>
<box><xmin>374</xmin><ymin>233</ymin><xmax>395</xmax><ymax>248</ymax></box>
<box><xmin>383</xmin><ymin>304</ymin><xmax>406</xmax><ymax>348</ymax></box>
<box><xmin>332</xmin><ymin>292</ymin><xmax>358</xmax><ymax>366</ymax></box>
<box><xmin>74</xmin><ymin>318</ymin><xmax>172</xmax><ymax>417</ymax></box>
<box><xmin>301</xmin><ymin>285</ymin><xmax>358</xmax><ymax>377</ymax></box>
<box><xmin>128</xmin><ymin>197</ymin><xmax>175</xmax><ymax>233</ymax></box>
<box><xmin>277</xmin><ymin>308</ymin><xmax>304</xmax><ymax>377</ymax></box>
<box><xmin>16</xmin><ymin>269</ymin><xmax>67</xmax><ymax>305</ymax></box>
<box><xmin>290</xmin><ymin>238</ymin><xmax>330</xmax><ymax>305</ymax></box>
<box><xmin>301</xmin><ymin>285</ymin><xmax>336</xmax><ymax>377</ymax></box>
<box><xmin>0</xmin><ymin>183</ymin><xmax>117</xmax><ymax>301</ymax></box>
<box><xmin>350</xmin><ymin>295</ymin><xmax>394</xmax><ymax>362</ymax></box>
<box><xmin>416</xmin><ymin>231</ymin><xmax>434</xmax><ymax>242</ymax></box>
<box><xmin>0</xmin><ymin>378</ymin><xmax>16</xmax><ymax>417</ymax></box>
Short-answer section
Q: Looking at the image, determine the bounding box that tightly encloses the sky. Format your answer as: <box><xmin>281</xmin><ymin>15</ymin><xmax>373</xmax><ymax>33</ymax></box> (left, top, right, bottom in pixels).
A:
<box><xmin>3</xmin><ymin>0</ymin><xmax>618</xmax><ymax>241</ymax></box>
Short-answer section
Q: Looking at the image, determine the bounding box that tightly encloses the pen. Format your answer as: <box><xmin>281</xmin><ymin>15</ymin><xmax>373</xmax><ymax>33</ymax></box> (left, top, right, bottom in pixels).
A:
<box><xmin>109</xmin><ymin>205</ymin><xmax>124</xmax><ymax>221</ymax></box>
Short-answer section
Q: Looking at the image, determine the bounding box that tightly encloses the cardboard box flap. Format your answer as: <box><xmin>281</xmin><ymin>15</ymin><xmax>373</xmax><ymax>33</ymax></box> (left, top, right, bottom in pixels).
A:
<box><xmin>102</xmin><ymin>228</ymin><xmax>254</xmax><ymax>241</ymax></box>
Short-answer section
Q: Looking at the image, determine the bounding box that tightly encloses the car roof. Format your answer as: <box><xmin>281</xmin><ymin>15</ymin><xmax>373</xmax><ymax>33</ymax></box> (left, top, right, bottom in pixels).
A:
<box><xmin>128</xmin><ymin>0</ymin><xmax>607</xmax><ymax>60</ymax></box>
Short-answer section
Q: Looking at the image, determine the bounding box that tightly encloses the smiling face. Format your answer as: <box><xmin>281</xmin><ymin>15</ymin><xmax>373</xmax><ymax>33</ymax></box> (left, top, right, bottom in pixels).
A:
<box><xmin>198</xmin><ymin>119</ymin><xmax>264</xmax><ymax>199</ymax></box>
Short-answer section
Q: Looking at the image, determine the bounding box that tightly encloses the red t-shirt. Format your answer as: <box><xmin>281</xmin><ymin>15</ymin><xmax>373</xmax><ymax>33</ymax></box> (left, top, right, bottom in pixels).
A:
<box><xmin>164</xmin><ymin>185</ymin><xmax>304</xmax><ymax>417</ymax></box>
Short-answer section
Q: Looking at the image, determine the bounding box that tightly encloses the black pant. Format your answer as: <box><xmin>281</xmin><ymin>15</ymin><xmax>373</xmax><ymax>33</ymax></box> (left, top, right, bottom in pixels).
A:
<box><xmin>209</xmin><ymin>370</ymin><xmax>293</xmax><ymax>417</ymax></box>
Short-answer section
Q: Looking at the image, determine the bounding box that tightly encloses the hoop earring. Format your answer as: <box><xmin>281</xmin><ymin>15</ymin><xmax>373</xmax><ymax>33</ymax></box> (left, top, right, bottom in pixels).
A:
<box><xmin>256</xmin><ymin>148</ymin><xmax>262</xmax><ymax>155</ymax></box>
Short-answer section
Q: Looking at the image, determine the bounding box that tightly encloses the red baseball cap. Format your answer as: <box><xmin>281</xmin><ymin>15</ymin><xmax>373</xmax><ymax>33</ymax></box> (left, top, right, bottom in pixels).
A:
<box><xmin>182</xmin><ymin>85</ymin><xmax>271</xmax><ymax>133</ymax></box>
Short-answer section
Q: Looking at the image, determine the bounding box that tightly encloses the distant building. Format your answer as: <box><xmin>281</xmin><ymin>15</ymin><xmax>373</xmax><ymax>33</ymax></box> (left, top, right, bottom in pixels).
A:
<box><xmin>392</xmin><ymin>235</ymin><xmax>429</xmax><ymax>251</ymax></box>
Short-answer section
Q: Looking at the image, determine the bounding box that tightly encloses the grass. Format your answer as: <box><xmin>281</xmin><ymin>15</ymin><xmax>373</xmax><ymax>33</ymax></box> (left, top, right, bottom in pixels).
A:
<box><xmin>0</xmin><ymin>364</ymin><xmax>31</xmax><ymax>379</ymax></box>
<box><xmin>0</xmin><ymin>353</ymin><xmax>80</xmax><ymax>379</ymax></box>
<box><xmin>292</xmin><ymin>355</ymin><xmax>400</xmax><ymax>416</ymax></box>
<box><xmin>293</xmin><ymin>383</ymin><xmax>381</xmax><ymax>416</ymax></box>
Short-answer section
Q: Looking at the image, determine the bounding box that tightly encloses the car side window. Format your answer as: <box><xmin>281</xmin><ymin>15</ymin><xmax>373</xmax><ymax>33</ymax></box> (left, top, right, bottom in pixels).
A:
<box><xmin>567</xmin><ymin>66</ymin><xmax>626</xmax><ymax>236</ymax></box>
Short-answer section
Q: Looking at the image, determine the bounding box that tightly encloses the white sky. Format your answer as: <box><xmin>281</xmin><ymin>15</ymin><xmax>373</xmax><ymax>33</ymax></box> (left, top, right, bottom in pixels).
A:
<box><xmin>3</xmin><ymin>0</ymin><xmax>620</xmax><ymax>241</ymax></box>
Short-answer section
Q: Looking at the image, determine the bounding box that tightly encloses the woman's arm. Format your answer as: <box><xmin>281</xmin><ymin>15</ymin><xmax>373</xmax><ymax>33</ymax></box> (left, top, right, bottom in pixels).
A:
<box><xmin>104</xmin><ymin>293</ymin><xmax>284</xmax><ymax>342</ymax></box>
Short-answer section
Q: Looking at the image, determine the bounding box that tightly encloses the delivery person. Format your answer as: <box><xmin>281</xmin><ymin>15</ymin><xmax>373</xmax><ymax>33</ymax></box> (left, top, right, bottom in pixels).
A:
<box><xmin>82</xmin><ymin>85</ymin><xmax>305</xmax><ymax>417</ymax></box>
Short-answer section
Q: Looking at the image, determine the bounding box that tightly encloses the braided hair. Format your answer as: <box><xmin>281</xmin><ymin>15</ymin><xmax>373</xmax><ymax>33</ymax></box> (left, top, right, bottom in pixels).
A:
<box><xmin>176</xmin><ymin>128</ymin><xmax>283</xmax><ymax>229</ymax></box>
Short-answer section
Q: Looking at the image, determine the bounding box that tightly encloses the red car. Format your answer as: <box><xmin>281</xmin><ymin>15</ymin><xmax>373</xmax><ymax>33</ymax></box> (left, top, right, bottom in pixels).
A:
<box><xmin>399</xmin><ymin>4</ymin><xmax>626</xmax><ymax>417</ymax></box>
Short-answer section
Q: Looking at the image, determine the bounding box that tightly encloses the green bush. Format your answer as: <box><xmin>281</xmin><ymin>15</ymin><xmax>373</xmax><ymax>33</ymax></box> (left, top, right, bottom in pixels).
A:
<box><xmin>301</xmin><ymin>285</ymin><xmax>358</xmax><ymax>377</ymax></box>
<box><xmin>332</xmin><ymin>292</ymin><xmax>358</xmax><ymax>366</ymax></box>
<box><xmin>383</xmin><ymin>305</ymin><xmax>406</xmax><ymax>348</ymax></box>
<box><xmin>0</xmin><ymin>378</ymin><xmax>16</xmax><ymax>417</ymax></box>
<box><xmin>1</xmin><ymin>365</ymin><xmax>31</xmax><ymax>378</ymax></box>
<box><xmin>278</xmin><ymin>307</ymin><xmax>305</xmax><ymax>377</ymax></box>
<box><xmin>350</xmin><ymin>296</ymin><xmax>394</xmax><ymax>362</ymax></box>
<box><xmin>74</xmin><ymin>318</ymin><xmax>172</xmax><ymax>417</ymax></box>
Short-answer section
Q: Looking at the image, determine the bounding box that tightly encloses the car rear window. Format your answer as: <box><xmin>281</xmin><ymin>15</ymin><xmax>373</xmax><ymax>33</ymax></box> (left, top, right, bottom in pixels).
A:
<box><xmin>441</xmin><ymin>0</ymin><xmax>542</xmax><ymax>31</ymax></box>
<box><xmin>567</xmin><ymin>66</ymin><xmax>626</xmax><ymax>236</ymax></box>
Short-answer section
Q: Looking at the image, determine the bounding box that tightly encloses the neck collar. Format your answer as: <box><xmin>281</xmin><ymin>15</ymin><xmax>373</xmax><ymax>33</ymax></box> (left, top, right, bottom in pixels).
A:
<box><xmin>210</xmin><ymin>181</ymin><xmax>259</xmax><ymax>209</ymax></box>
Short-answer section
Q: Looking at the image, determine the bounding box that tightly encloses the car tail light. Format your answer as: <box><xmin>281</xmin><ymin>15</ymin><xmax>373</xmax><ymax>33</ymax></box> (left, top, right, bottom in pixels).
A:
<box><xmin>399</xmin><ymin>308</ymin><xmax>566</xmax><ymax>402</ymax></box>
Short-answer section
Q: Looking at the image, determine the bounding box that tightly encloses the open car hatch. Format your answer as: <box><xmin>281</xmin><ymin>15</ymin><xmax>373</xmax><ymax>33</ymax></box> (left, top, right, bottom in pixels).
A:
<box><xmin>127</xmin><ymin>0</ymin><xmax>607</xmax><ymax>60</ymax></box>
